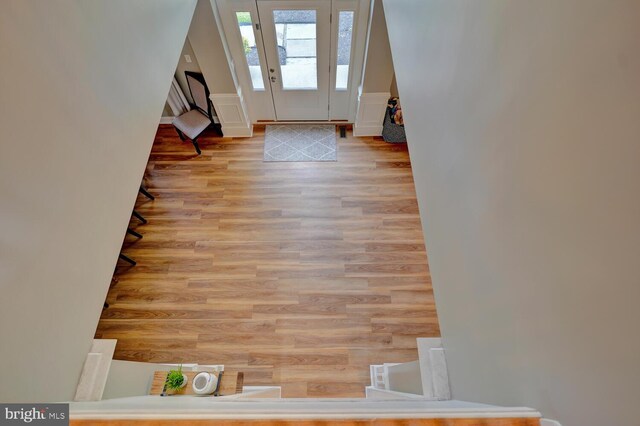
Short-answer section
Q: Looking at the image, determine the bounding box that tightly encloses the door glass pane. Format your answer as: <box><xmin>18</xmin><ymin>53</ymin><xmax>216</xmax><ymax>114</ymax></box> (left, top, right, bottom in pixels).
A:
<box><xmin>273</xmin><ymin>10</ymin><xmax>317</xmax><ymax>90</ymax></box>
<box><xmin>336</xmin><ymin>11</ymin><xmax>354</xmax><ymax>90</ymax></box>
<box><xmin>236</xmin><ymin>11</ymin><xmax>265</xmax><ymax>90</ymax></box>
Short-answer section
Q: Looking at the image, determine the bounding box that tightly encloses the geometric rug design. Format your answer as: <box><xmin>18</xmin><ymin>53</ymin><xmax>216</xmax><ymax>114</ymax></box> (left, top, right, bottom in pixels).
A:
<box><xmin>264</xmin><ymin>124</ymin><xmax>337</xmax><ymax>162</ymax></box>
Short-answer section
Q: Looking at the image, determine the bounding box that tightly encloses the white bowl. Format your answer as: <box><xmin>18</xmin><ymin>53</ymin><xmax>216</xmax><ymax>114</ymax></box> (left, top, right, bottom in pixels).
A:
<box><xmin>192</xmin><ymin>372</ymin><xmax>218</xmax><ymax>395</ymax></box>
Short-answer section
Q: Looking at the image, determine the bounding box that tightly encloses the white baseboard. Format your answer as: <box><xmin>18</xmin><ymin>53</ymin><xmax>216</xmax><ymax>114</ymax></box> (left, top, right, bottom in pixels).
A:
<box><xmin>159</xmin><ymin>116</ymin><xmax>175</xmax><ymax>124</ymax></box>
<box><xmin>353</xmin><ymin>91</ymin><xmax>390</xmax><ymax>137</ymax></box>
<box><xmin>353</xmin><ymin>124</ymin><xmax>383</xmax><ymax>137</ymax></box>
<box><xmin>221</xmin><ymin>125</ymin><xmax>253</xmax><ymax>137</ymax></box>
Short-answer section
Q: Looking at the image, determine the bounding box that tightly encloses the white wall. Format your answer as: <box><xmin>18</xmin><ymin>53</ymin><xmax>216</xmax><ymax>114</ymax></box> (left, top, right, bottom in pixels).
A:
<box><xmin>383</xmin><ymin>1</ymin><xmax>640</xmax><ymax>425</ymax></box>
<box><xmin>361</xmin><ymin>0</ymin><xmax>394</xmax><ymax>93</ymax></box>
<box><xmin>0</xmin><ymin>0</ymin><xmax>196</xmax><ymax>402</ymax></box>
<box><xmin>354</xmin><ymin>0</ymin><xmax>393</xmax><ymax>136</ymax></box>
<box><xmin>188</xmin><ymin>0</ymin><xmax>237</xmax><ymax>94</ymax></box>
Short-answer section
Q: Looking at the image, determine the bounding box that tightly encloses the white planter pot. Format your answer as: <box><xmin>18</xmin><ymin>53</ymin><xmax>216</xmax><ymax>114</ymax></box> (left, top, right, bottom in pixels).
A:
<box><xmin>192</xmin><ymin>372</ymin><xmax>218</xmax><ymax>395</ymax></box>
<box><xmin>179</xmin><ymin>373</ymin><xmax>188</xmax><ymax>388</ymax></box>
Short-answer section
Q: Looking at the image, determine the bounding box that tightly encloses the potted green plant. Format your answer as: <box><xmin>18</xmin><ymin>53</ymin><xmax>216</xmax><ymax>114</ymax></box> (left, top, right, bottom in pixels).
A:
<box><xmin>165</xmin><ymin>365</ymin><xmax>187</xmax><ymax>392</ymax></box>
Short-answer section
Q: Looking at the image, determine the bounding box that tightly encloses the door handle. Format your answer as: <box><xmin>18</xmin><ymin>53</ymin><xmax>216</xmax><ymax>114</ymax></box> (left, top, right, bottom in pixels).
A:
<box><xmin>269</xmin><ymin>68</ymin><xmax>275</xmax><ymax>73</ymax></box>
<box><xmin>270</xmin><ymin>76</ymin><xmax>277</xmax><ymax>83</ymax></box>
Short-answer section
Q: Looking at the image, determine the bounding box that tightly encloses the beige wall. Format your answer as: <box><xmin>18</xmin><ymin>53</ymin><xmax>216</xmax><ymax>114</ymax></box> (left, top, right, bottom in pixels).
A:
<box><xmin>390</xmin><ymin>74</ymin><xmax>399</xmax><ymax>97</ymax></box>
<box><xmin>0</xmin><ymin>0</ymin><xmax>196</xmax><ymax>402</ymax></box>
<box><xmin>162</xmin><ymin>103</ymin><xmax>174</xmax><ymax>117</ymax></box>
<box><xmin>176</xmin><ymin>36</ymin><xmax>202</xmax><ymax>102</ymax></box>
<box><xmin>163</xmin><ymin>38</ymin><xmax>202</xmax><ymax>117</ymax></box>
<box><xmin>176</xmin><ymin>38</ymin><xmax>203</xmax><ymax>104</ymax></box>
<box><xmin>362</xmin><ymin>0</ymin><xmax>394</xmax><ymax>93</ymax></box>
<box><xmin>188</xmin><ymin>0</ymin><xmax>237</xmax><ymax>94</ymax></box>
<box><xmin>384</xmin><ymin>1</ymin><xmax>640</xmax><ymax>425</ymax></box>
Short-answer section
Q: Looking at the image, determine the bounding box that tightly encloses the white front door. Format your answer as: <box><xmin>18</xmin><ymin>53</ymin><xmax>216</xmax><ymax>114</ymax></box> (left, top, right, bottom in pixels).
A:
<box><xmin>257</xmin><ymin>0</ymin><xmax>331</xmax><ymax>120</ymax></box>
<box><xmin>216</xmin><ymin>0</ymin><xmax>367</xmax><ymax>122</ymax></box>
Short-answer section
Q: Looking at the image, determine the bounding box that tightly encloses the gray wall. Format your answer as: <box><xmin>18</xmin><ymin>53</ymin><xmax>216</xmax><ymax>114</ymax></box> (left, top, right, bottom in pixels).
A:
<box><xmin>0</xmin><ymin>0</ymin><xmax>196</xmax><ymax>402</ymax></box>
<box><xmin>383</xmin><ymin>1</ymin><xmax>640</xmax><ymax>425</ymax></box>
<box><xmin>361</xmin><ymin>0</ymin><xmax>394</xmax><ymax>93</ymax></box>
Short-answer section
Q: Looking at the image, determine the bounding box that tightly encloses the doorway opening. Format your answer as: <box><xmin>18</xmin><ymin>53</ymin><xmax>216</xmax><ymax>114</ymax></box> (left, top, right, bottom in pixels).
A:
<box><xmin>217</xmin><ymin>0</ymin><xmax>368</xmax><ymax>122</ymax></box>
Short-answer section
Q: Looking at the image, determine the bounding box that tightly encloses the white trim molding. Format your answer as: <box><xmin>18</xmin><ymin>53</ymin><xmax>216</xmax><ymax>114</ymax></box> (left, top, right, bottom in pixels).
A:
<box><xmin>159</xmin><ymin>116</ymin><xmax>175</xmax><ymax>125</ymax></box>
<box><xmin>353</xmin><ymin>90</ymin><xmax>390</xmax><ymax>137</ymax></box>
<box><xmin>210</xmin><ymin>88</ymin><xmax>253</xmax><ymax>138</ymax></box>
<box><xmin>70</xmin><ymin>398</ymin><xmax>541</xmax><ymax>420</ymax></box>
<box><xmin>73</xmin><ymin>339</ymin><xmax>117</xmax><ymax>402</ymax></box>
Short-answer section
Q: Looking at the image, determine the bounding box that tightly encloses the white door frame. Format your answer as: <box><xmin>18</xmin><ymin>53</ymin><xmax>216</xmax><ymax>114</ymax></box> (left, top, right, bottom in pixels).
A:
<box><xmin>329</xmin><ymin>0</ymin><xmax>369</xmax><ymax>121</ymax></box>
<box><xmin>257</xmin><ymin>0</ymin><xmax>331</xmax><ymax>120</ymax></box>
<box><xmin>216</xmin><ymin>0</ymin><xmax>276</xmax><ymax>121</ymax></box>
<box><xmin>215</xmin><ymin>0</ymin><xmax>371</xmax><ymax>122</ymax></box>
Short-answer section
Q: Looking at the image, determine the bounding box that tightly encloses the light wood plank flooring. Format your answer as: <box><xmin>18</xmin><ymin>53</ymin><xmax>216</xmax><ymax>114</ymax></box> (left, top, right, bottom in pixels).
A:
<box><xmin>95</xmin><ymin>125</ymin><xmax>439</xmax><ymax>398</ymax></box>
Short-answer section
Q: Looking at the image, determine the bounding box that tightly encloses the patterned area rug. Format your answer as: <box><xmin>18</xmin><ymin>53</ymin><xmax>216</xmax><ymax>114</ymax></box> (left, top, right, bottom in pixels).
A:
<box><xmin>264</xmin><ymin>124</ymin><xmax>337</xmax><ymax>162</ymax></box>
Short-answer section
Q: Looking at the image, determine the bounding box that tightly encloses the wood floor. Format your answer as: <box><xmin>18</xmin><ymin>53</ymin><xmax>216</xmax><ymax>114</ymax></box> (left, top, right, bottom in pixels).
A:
<box><xmin>95</xmin><ymin>124</ymin><xmax>439</xmax><ymax>398</ymax></box>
